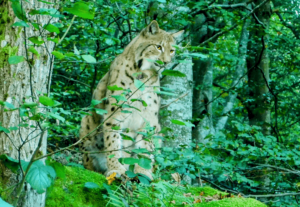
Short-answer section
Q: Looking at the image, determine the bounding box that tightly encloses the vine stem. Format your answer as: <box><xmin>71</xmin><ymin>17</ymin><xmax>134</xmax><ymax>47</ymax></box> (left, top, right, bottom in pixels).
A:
<box><xmin>13</xmin><ymin>130</ymin><xmax>45</xmax><ymax>206</ymax></box>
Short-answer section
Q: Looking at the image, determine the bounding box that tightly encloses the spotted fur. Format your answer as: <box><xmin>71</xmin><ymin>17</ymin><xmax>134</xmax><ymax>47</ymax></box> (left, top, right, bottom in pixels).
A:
<box><xmin>79</xmin><ymin>21</ymin><xmax>184</xmax><ymax>179</ymax></box>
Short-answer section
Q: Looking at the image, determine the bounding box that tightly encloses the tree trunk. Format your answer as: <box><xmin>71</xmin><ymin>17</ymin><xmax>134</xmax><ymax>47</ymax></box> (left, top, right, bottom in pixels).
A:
<box><xmin>191</xmin><ymin>14</ymin><xmax>217</xmax><ymax>144</ymax></box>
<box><xmin>246</xmin><ymin>0</ymin><xmax>271</xmax><ymax>135</ymax></box>
<box><xmin>160</xmin><ymin>59</ymin><xmax>193</xmax><ymax>148</ymax></box>
<box><xmin>0</xmin><ymin>1</ymin><xmax>57</xmax><ymax>206</ymax></box>
<box><xmin>215</xmin><ymin>5</ymin><xmax>251</xmax><ymax>132</ymax></box>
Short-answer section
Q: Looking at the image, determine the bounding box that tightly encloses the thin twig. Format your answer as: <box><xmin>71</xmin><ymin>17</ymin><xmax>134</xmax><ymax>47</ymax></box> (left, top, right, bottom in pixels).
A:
<box><xmin>161</xmin><ymin>92</ymin><xmax>189</xmax><ymax>109</ymax></box>
<box><xmin>199</xmin><ymin>0</ymin><xmax>270</xmax><ymax>46</ymax></box>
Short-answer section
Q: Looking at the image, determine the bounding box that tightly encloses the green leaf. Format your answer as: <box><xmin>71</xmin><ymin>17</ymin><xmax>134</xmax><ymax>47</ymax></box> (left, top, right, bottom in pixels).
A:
<box><xmin>84</xmin><ymin>182</ymin><xmax>100</xmax><ymax>189</ymax></box>
<box><xmin>12</xmin><ymin>21</ymin><xmax>29</xmax><ymax>27</ymax></box>
<box><xmin>81</xmin><ymin>55</ymin><xmax>96</xmax><ymax>63</ymax></box>
<box><xmin>29</xmin><ymin>8</ymin><xmax>61</xmax><ymax>17</ymax></box>
<box><xmin>4</xmin><ymin>102</ymin><xmax>15</xmax><ymax>109</ymax></box>
<box><xmin>95</xmin><ymin>108</ymin><xmax>108</xmax><ymax>115</ymax></box>
<box><xmin>183</xmin><ymin>121</ymin><xmax>195</xmax><ymax>127</ymax></box>
<box><xmin>111</xmin><ymin>126</ymin><xmax>120</xmax><ymax>130</ymax></box>
<box><xmin>37</xmin><ymin>0</ymin><xmax>54</xmax><ymax>4</ymax></box>
<box><xmin>122</xmin><ymin>158</ymin><xmax>139</xmax><ymax>165</ymax></box>
<box><xmin>46</xmin><ymin>159</ymin><xmax>65</xmax><ymax>179</ymax></box>
<box><xmin>125</xmin><ymin>171</ymin><xmax>137</xmax><ymax>178</ymax></box>
<box><xmin>111</xmin><ymin>95</ymin><xmax>127</xmax><ymax>103</ymax></box>
<box><xmin>162</xmin><ymin>70</ymin><xmax>186</xmax><ymax>77</ymax></box>
<box><xmin>28</xmin><ymin>47</ymin><xmax>40</xmax><ymax>57</ymax></box>
<box><xmin>22</xmin><ymin>102</ymin><xmax>38</xmax><ymax>108</ymax></box>
<box><xmin>28</xmin><ymin>36</ymin><xmax>44</xmax><ymax>45</ymax></box>
<box><xmin>105</xmin><ymin>39</ymin><xmax>114</xmax><ymax>45</ymax></box>
<box><xmin>131</xmin><ymin>99</ymin><xmax>147</xmax><ymax>107</ymax></box>
<box><xmin>74</xmin><ymin>45</ymin><xmax>80</xmax><ymax>55</ymax></box>
<box><xmin>134</xmin><ymin>79</ymin><xmax>145</xmax><ymax>91</ymax></box>
<box><xmin>91</xmin><ymin>98</ymin><xmax>107</xmax><ymax>107</ymax></box>
<box><xmin>107</xmin><ymin>85</ymin><xmax>124</xmax><ymax>91</ymax></box>
<box><xmin>171</xmin><ymin>119</ymin><xmax>185</xmax><ymax>125</ymax></box>
<box><xmin>0</xmin><ymin>126</ymin><xmax>10</xmax><ymax>133</ymax></box>
<box><xmin>47</xmin><ymin>37</ymin><xmax>59</xmax><ymax>44</ymax></box>
<box><xmin>8</xmin><ymin>56</ymin><xmax>24</xmax><ymax>64</ymax></box>
<box><xmin>154</xmin><ymin>91</ymin><xmax>177</xmax><ymax>96</ymax></box>
<box><xmin>138</xmin><ymin>175</ymin><xmax>150</xmax><ymax>185</ymax></box>
<box><xmin>64</xmin><ymin>2</ymin><xmax>95</xmax><ymax>19</ymax></box>
<box><xmin>51</xmin><ymin>51</ymin><xmax>64</xmax><ymax>60</ymax></box>
<box><xmin>44</xmin><ymin>24</ymin><xmax>60</xmax><ymax>34</ymax></box>
<box><xmin>10</xmin><ymin>0</ymin><xmax>27</xmax><ymax>21</ymax></box>
<box><xmin>122</xmin><ymin>104</ymin><xmax>140</xmax><ymax>112</ymax></box>
<box><xmin>31</xmin><ymin>23</ymin><xmax>40</xmax><ymax>30</ymax></box>
<box><xmin>9</xmin><ymin>126</ymin><xmax>18</xmax><ymax>131</ymax></box>
<box><xmin>21</xmin><ymin>160</ymin><xmax>56</xmax><ymax>194</ymax></box>
<box><xmin>183</xmin><ymin>53</ymin><xmax>208</xmax><ymax>59</ymax></box>
<box><xmin>108</xmin><ymin>154</ymin><xmax>115</xmax><ymax>159</ymax></box>
<box><xmin>120</xmin><ymin>133</ymin><xmax>135</xmax><ymax>142</ymax></box>
<box><xmin>131</xmin><ymin>148</ymin><xmax>149</xmax><ymax>154</ymax></box>
<box><xmin>121</xmin><ymin>110</ymin><xmax>132</xmax><ymax>113</ymax></box>
<box><xmin>0</xmin><ymin>154</ymin><xmax>19</xmax><ymax>173</ymax></box>
<box><xmin>39</xmin><ymin>96</ymin><xmax>55</xmax><ymax>106</ymax></box>
<box><xmin>0</xmin><ymin>197</ymin><xmax>14</xmax><ymax>207</ymax></box>
<box><xmin>138</xmin><ymin>158</ymin><xmax>152</xmax><ymax>170</ymax></box>
<box><xmin>48</xmin><ymin>112</ymin><xmax>65</xmax><ymax>122</ymax></box>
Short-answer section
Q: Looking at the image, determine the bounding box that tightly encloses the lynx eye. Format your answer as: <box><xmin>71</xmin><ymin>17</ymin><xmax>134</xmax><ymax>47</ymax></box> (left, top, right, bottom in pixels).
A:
<box><xmin>170</xmin><ymin>49</ymin><xmax>175</xmax><ymax>54</ymax></box>
<box><xmin>156</xmin><ymin>45</ymin><xmax>162</xmax><ymax>50</ymax></box>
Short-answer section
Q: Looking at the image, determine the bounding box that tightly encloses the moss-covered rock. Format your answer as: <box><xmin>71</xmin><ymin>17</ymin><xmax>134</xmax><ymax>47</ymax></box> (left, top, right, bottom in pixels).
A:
<box><xmin>46</xmin><ymin>166</ymin><xmax>107</xmax><ymax>207</ymax></box>
<box><xmin>46</xmin><ymin>167</ymin><xmax>267</xmax><ymax>207</ymax></box>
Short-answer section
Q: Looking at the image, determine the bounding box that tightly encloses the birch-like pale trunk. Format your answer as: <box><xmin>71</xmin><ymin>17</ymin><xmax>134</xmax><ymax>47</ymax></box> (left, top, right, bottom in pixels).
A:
<box><xmin>160</xmin><ymin>59</ymin><xmax>193</xmax><ymax>148</ymax></box>
<box><xmin>0</xmin><ymin>1</ymin><xmax>57</xmax><ymax>206</ymax></box>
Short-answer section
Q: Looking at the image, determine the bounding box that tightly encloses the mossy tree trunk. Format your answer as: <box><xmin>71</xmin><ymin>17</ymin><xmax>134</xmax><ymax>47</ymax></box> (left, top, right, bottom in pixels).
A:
<box><xmin>0</xmin><ymin>0</ymin><xmax>57</xmax><ymax>206</ymax></box>
<box><xmin>246</xmin><ymin>0</ymin><xmax>271</xmax><ymax>136</ymax></box>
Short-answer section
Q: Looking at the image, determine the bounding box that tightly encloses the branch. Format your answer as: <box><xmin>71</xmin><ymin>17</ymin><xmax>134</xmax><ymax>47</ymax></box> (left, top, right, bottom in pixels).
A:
<box><xmin>245</xmin><ymin>192</ymin><xmax>300</xmax><ymax>198</ymax></box>
<box><xmin>34</xmin><ymin>65</ymin><xmax>168</xmax><ymax>161</ymax></box>
<box><xmin>53</xmin><ymin>74</ymin><xmax>91</xmax><ymax>88</ymax></box>
<box><xmin>58</xmin><ymin>15</ymin><xmax>77</xmax><ymax>46</ymax></box>
<box><xmin>209</xmin><ymin>2</ymin><xmax>251</xmax><ymax>11</ymax></box>
<box><xmin>199</xmin><ymin>0</ymin><xmax>270</xmax><ymax>46</ymax></box>
<box><xmin>275</xmin><ymin>11</ymin><xmax>300</xmax><ymax>39</ymax></box>
<box><xmin>161</xmin><ymin>92</ymin><xmax>189</xmax><ymax>109</ymax></box>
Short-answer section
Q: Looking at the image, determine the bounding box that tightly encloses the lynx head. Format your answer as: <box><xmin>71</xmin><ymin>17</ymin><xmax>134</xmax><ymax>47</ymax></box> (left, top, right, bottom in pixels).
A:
<box><xmin>134</xmin><ymin>21</ymin><xmax>184</xmax><ymax>71</ymax></box>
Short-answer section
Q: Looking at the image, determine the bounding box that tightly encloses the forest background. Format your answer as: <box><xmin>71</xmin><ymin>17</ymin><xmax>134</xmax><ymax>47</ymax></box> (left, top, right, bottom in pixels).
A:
<box><xmin>1</xmin><ymin>0</ymin><xmax>300</xmax><ymax>206</ymax></box>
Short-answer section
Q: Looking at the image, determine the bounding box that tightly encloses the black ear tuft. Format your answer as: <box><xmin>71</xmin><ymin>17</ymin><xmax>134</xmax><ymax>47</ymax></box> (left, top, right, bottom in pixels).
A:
<box><xmin>147</xmin><ymin>20</ymin><xmax>160</xmax><ymax>35</ymax></box>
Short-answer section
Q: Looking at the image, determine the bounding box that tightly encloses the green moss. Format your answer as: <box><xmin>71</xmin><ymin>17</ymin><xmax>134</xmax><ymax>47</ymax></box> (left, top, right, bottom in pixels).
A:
<box><xmin>0</xmin><ymin>0</ymin><xmax>9</xmax><ymax>42</ymax></box>
<box><xmin>194</xmin><ymin>198</ymin><xmax>267</xmax><ymax>207</ymax></box>
<box><xmin>0</xmin><ymin>46</ymin><xmax>18</xmax><ymax>68</ymax></box>
<box><xmin>46</xmin><ymin>168</ymin><xmax>266</xmax><ymax>207</ymax></box>
<box><xmin>45</xmin><ymin>166</ymin><xmax>107</xmax><ymax>207</ymax></box>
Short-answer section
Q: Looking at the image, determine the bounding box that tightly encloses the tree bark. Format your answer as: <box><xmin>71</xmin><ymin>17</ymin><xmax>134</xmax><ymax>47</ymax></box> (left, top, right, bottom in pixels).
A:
<box><xmin>246</xmin><ymin>0</ymin><xmax>271</xmax><ymax>135</ymax></box>
<box><xmin>160</xmin><ymin>59</ymin><xmax>193</xmax><ymax>148</ymax></box>
<box><xmin>215</xmin><ymin>5</ymin><xmax>251</xmax><ymax>132</ymax></box>
<box><xmin>0</xmin><ymin>1</ymin><xmax>57</xmax><ymax>206</ymax></box>
<box><xmin>191</xmin><ymin>14</ymin><xmax>217</xmax><ymax>144</ymax></box>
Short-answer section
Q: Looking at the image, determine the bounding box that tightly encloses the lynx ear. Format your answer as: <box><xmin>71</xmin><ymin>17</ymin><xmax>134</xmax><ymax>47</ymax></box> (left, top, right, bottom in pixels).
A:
<box><xmin>147</xmin><ymin>20</ymin><xmax>160</xmax><ymax>35</ymax></box>
<box><xmin>172</xmin><ymin>30</ymin><xmax>184</xmax><ymax>39</ymax></box>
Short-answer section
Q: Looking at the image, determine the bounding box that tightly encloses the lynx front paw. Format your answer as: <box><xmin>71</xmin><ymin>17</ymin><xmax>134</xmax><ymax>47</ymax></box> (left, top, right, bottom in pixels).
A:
<box><xmin>105</xmin><ymin>168</ymin><xmax>126</xmax><ymax>178</ymax></box>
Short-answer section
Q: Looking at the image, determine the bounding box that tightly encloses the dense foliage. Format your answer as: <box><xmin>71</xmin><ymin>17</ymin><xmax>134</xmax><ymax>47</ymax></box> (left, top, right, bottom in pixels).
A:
<box><xmin>1</xmin><ymin>0</ymin><xmax>300</xmax><ymax>206</ymax></box>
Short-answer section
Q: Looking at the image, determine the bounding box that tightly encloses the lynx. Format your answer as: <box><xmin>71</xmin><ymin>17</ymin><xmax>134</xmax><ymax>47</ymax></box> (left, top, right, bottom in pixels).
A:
<box><xmin>79</xmin><ymin>21</ymin><xmax>183</xmax><ymax>179</ymax></box>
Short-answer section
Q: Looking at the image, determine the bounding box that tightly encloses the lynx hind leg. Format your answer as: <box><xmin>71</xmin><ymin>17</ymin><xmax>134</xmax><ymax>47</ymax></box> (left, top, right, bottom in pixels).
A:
<box><xmin>133</xmin><ymin>134</ymin><xmax>156</xmax><ymax>180</ymax></box>
<box><xmin>79</xmin><ymin>112</ymin><xmax>107</xmax><ymax>173</ymax></box>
